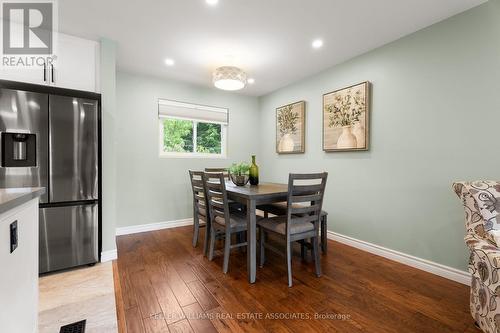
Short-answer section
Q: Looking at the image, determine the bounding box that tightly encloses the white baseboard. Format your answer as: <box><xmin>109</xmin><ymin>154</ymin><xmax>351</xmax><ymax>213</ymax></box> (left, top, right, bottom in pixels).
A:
<box><xmin>100</xmin><ymin>249</ymin><xmax>117</xmax><ymax>262</ymax></box>
<box><xmin>115</xmin><ymin>218</ymin><xmax>193</xmax><ymax>236</ymax></box>
<box><xmin>327</xmin><ymin>231</ymin><xmax>471</xmax><ymax>285</ymax></box>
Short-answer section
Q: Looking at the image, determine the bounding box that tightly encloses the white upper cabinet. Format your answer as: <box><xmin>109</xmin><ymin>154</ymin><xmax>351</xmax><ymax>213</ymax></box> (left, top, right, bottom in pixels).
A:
<box><xmin>0</xmin><ymin>32</ymin><xmax>100</xmax><ymax>93</ymax></box>
<box><xmin>0</xmin><ymin>58</ymin><xmax>48</xmax><ymax>86</ymax></box>
<box><xmin>52</xmin><ymin>33</ymin><xmax>100</xmax><ymax>92</ymax></box>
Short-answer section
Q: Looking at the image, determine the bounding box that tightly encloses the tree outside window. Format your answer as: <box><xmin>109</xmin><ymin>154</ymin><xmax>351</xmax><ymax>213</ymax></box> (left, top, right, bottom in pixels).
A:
<box><xmin>161</xmin><ymin>118</ymin><xmax>223</xmax><ymax>155</ymax></box>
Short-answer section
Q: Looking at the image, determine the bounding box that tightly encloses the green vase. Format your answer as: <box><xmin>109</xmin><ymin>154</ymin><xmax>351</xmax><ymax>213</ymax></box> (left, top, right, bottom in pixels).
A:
<box><xmin>249</xmin><ymin>155</ymin><xmax>259</xmax><ymax>185</ymax></box>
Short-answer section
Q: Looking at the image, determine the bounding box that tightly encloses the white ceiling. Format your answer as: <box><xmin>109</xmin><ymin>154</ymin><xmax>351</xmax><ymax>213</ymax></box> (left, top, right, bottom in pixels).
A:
<box><xmin>58</xmin><ymin>0</ymin><xmax>486</xmax><ymax>96</ymax></box>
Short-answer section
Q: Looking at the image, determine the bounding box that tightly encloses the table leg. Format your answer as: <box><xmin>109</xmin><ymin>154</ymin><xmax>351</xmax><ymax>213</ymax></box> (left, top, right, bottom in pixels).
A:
<box><xmin>247</xmin><ymin>199</ymin><xmax>257</xmax><ymax>283</ymax></box>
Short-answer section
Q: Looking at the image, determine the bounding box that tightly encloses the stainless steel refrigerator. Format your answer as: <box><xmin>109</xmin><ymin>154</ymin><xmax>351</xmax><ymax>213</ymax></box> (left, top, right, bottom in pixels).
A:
<box><xmin>0</xmin><ymin>85</ymin><xmax>100</xmax><ymax>273</ymax></box>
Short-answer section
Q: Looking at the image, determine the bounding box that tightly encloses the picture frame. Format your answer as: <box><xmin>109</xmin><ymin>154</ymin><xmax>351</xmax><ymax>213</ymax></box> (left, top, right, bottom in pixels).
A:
<box><xmin>322</xmin><ymin>81</ymin><xmax>370</xmax><ymax>152</ymax></box>
<box><xmin>276</xmin><ymin>101</ymin><xmax>306</xmax><ymax>154</ymax></box>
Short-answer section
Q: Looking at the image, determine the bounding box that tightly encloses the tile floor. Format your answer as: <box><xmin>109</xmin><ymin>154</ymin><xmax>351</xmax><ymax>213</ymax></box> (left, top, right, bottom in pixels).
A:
<box><xmin>38</xmin><ymin>262</ymin><xmax>118</xmax><ymax>333</ymax></box>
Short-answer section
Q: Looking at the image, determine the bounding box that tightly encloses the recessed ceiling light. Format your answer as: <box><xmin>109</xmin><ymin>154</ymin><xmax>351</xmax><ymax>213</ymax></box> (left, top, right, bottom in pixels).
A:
<box><xmin>247</xmin><ymin>78</ymin><xmax>255</xmax><ymax>84</ymax></box>
<box><xmin>312</xmin><ymin>39</ymin><xmax>324</xmax><ymax>49</ymax></box>
<box><xmin>164</xmin><ymin>58</ymin><xmax>175</xmax><ymax>66</ymax></box>
<box><xmin>206</xmin><ymin>0</ymin><xmax>219</xmax><ymax>6</ymax></box>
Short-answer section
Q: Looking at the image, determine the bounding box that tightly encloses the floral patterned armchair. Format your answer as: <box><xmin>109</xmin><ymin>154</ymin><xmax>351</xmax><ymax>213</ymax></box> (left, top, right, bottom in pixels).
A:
<box><xmin>454</xmin><ymin>181</ymin><xmax>500</xmax><ymax>333</ymax></box>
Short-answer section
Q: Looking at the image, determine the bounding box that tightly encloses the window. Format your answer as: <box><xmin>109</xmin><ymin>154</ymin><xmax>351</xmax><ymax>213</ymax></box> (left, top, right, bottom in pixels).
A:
<box><xmin>158</xmin><ymin>99</ymin><xmax>228</xmax><ymax>158</ymax></box>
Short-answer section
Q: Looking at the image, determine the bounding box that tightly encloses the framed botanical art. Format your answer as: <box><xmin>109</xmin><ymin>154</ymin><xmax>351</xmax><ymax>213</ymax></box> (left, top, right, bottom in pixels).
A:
<box><xmin>276</xmin><ymin>101</ymin><xmax>305</xmax><ymax>154</ymax></box>
<box><xmin>323</xmin><ymin>81</ymin><xmax>370</xmax><ymax>152</ymax></box>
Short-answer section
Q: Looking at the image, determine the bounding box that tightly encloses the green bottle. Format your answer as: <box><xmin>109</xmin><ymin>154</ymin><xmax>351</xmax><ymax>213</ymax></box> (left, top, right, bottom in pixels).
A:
<box><xmin>249</xmin><ymin>155</ymin><xmax>259</xmax><ymax>185</ymax></box>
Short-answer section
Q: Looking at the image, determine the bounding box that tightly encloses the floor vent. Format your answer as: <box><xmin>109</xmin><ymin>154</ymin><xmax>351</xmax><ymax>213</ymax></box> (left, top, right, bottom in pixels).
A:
<box><xmin>59</xmin><ymin>320</ymin><xmax>86</xmax><ymax>333</ymax></box>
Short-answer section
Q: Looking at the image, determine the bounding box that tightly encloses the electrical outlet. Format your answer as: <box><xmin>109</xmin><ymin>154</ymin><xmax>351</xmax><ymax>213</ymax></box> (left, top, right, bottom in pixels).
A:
<box><xmin>10</xmin><ymin>221</ymin><xmax>18</xmax><ymax>253</ymax></box>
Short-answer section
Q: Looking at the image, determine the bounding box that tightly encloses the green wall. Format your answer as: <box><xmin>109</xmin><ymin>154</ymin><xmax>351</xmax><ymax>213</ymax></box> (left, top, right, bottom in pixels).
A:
<box><xmin>108</xmin><ymin>1</ymin><xmax>499</xmax><ymax>271</ymax></box>
<box><xmin>258</xmin><ymin>0</ymin><xmax>500</xmax><ymax>271</ymax></box>
<box><xmin>115</xmin><ymin>72</ymin><xmax>260</xmax><ymax>228</ymax></box>
<box><xmin>100</xmin><ymin>38</ymin><xmax>117</xmax><ymax>252</ymax></box>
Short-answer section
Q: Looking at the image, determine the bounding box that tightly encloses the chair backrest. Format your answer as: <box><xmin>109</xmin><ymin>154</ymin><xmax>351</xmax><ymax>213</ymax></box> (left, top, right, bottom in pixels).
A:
<box><xmin>286</xmin><ymin>173</ymin><xmax>328</xmax><ymax>235</ymax></box>
<box><xmin>453</xmin><ymin>181</ymin><xmax>500</xmax><ymax>240</ymax></box>
<box><xmin>189</xmin><ymin>171</ymin><xmax>207</xmax><ymax>218</ymax></box>
<box><xmin>203</xmin><ymin>172</ymin><xmax>230</xmax><ymax>225</ymax></box>
<box><xmin>205</xmin><ymin>168</ymin><xmax>229</xmax><ymax>180</ymax></box>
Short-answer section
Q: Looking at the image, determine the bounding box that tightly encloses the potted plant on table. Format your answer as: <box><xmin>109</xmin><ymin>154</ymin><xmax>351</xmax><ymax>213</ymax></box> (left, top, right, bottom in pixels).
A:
<box><xmin>229</xmin><ymin>162</ymin><xmax>250</xmax><ymax>186</ymax></box>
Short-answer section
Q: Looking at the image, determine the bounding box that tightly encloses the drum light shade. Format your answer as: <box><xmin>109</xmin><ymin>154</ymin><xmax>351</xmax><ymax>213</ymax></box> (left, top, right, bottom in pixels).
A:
<box><xmin>213</xmin><ymin>66</ymin><xmax>247</xmax><ymax>91</ymax></box>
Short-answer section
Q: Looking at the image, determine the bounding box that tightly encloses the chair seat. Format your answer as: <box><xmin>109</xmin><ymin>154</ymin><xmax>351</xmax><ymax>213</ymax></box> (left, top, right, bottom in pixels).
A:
<box><xmin>214</xmin><ymin>212</ymin><xmax>247</xmax><ymax>230</ymax></box>
<box><xmin>258</xmin><ymin>202</ymin><xmax>327</xmax><ymax>217</ymax></box>
<box><xmin>258</xmin><ymin>215</ymin><xmax>314</xmax><ymax>235</ymax></box>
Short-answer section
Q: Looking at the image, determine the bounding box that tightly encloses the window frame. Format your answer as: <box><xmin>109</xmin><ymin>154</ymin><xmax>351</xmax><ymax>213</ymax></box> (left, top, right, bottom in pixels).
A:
<box><xmin>158</xmin><ymin>116</ymin><xmax>228</xmax><ymax>159</ymax></box>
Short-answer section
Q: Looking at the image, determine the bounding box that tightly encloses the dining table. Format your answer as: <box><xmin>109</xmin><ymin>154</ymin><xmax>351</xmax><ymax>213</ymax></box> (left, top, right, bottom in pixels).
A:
<box><xmin>224</xmin><ymin>181</ymin><xmax>288</xmax><ymax>283</ymax></box>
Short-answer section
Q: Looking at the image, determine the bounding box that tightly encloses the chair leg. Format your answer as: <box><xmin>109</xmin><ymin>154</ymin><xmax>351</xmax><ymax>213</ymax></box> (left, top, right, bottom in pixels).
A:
<box><xmin>208</xmin><ymin>226</ymin><xmax>216</xmax><ymax>261</ymax></box>
<box><xmin>321</xmin><ymin>215</ymin><xmax>327</xmax><ymax>253</ymax></box>
<box><xmin>192</xmin><ymin>214</ymin><xmax>199</xmax><ymax>247</ymax></box>
<box><xmin>237</xmin><ymin>231</ymin><xmax>244</xmax><ymax>253</ymax></box>
<box><xmin>300</xmin><ymin>240</ymin><xmax>306</xmax><ymax>261</ymax></box>
<box><xmin>223</xmin><ymin>231</ymin><xmax>231</xmax><ymax>274</ymax></box>
<box><xmin>286</xmin><ymin>241</ymin><xmax>293</xmax><ymax>287</ymax></box>
<box><xmin>259</xmin><ymin>227</ymin><xmax>265</xmax><ymax>268</ymax></box>
<box><xmin>238</xmin><ymin>231</ymin><xmax>245</xmax><ymax>253</ymax></box>
<box><xmin>203</xmin><ymin>220</ymin><xmax>210</xmax><ymax>256</ymax></box>
<box><xmin>242</xmin><ymin>231</ymin><xmax>247</xmax><ymax>253</ymax></box>
<box><xmin>313</xmin><ymin>236</ymin><xmax>321</xmax><ymax>277</ymax></box>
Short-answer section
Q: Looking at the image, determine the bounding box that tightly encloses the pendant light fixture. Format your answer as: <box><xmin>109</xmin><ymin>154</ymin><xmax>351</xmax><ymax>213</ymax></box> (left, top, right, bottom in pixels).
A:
<box><xmin>213</xmin><ymin>66</ymin><xmax>247</xmax><ymax>91</ymax></box>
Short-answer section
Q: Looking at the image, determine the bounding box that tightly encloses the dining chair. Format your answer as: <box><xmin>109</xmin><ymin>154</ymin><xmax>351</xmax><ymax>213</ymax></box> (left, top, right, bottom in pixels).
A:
<box><xmin>188</xmin><ymin>170</ymin><xmax>210</xmax><ymax>255</ymax></box>
<box><xmin>203</xmin><ymin>172</ymin><xmax>248</xmax><ymax>274</ymax></box>
<box><xmin>258</xmin><ymin>203</ymin><xmax>328</xmax><ymax>253</ymax></box>
<box><xmin>258</xmin><ymin>172</ymin><xmax>328</xmax><ymax>287</ymax></box>
<box><xmin>205</xmin><ymin>167</ymin><xmax>245</xmax><ymax>213</ymax></box>
<box><xmin>204</xmin><ymin>168</ymin><xmax>229</xmax><ymax>179</ymax></box>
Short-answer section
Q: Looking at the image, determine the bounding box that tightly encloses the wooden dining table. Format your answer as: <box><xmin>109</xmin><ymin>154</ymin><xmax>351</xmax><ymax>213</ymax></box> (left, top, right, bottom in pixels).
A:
<box><xmin>225</xmin><ymin>181</ymin><xmax>288</xmax><ymax>283</ymax></box>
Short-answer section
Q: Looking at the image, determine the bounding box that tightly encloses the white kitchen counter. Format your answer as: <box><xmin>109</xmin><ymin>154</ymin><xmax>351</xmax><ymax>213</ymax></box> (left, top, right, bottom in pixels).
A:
<box><xmin>0</xmin><ymin>187</ymin><xmax>45</xmax><ymax>333</ymax></box>
<box><xmin>0</xmin><ymin>187</ymin><xmax>45</xmax><ymax>214</ymax></box>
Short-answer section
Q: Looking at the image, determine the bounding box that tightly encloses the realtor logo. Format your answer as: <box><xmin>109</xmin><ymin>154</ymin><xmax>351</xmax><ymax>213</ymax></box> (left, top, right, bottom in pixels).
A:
<box><xmin>2</xmin><ymin>1</ymin><xmax>53</xmax><ymax>54</ymax></box>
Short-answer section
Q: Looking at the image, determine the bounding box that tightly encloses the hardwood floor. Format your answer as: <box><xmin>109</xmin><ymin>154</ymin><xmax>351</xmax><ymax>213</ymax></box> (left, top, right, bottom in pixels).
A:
<box><xmin>114</xmin><ymin>226</ymin><xmax>478</xmax><ymax>333</ymax></box>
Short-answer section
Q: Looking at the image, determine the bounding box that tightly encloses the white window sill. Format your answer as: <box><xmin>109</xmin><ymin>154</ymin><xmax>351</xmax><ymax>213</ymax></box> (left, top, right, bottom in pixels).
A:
<box><xmin>159</xmin><ymin>152</ymin><xmax>227</xmax><ymax>159</ymax></box>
